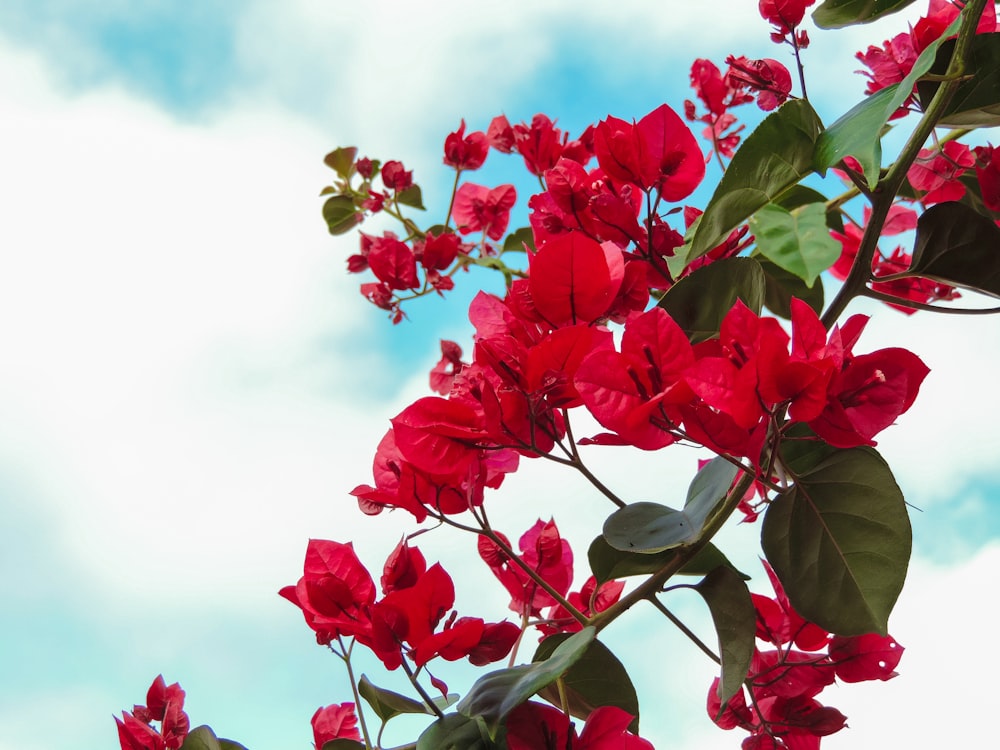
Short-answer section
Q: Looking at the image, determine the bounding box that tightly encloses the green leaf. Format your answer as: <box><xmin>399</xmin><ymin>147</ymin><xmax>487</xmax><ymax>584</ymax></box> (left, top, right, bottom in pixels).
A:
<box><xmin>758</xmin><ymin>256</ymin><xmax>825</xmax><ymax>319</ymax></box>
<box><xmin>416</xmin><ymin>714</ymin><xmax>495</xmax><ymax>750</ymax></box>
<box><xmin>658</xmin><ymin>257</ymin><xmax>766</xmax><ymax>343</ymax></box>
<box><xmin>503</xmin><ymin>226</ymin><xmax>536</xmax><ymax>254</ymax></box>
<box><xmin>588</xmin><ymin>535</ymin><xmax>748</xmax><ymax>583</ymax></box>
<box><xmin>324</xmin><ymin>146</ymin><xmax>358</xmax><ymax>179</ymax></box>
<box><xmin>695</xmin><ymin>566</ymin><xmax>756</xmax><ymax>708</ymax></box>
<box><xmin>358</xmin><ymin>674</ymin><xmax>434</xmax><ymax>723</ymax></box>
<box><xmin>750</xmin><ymin>203</ymin><xmax>841</xmax><ymax>287</ymax></box>
<box><xmin>907</xmin><ymin>201</ymin><xmax>1000</xmax><ymax>298</ymax></box>
<box><xmin>181</xmin><ymin>727</ymin><xmax>250</xmax><ymax>750</ymax></box>
<box><xmin>322</xmin><ymin>194</ymin><xmax>360</xmax><ymax>236</ymax></box>
<box><xmin>761</xmin><ymin>442</ymin><xmax>911</xmax><ymax>636</ymax></box>
<box><xmin>456</xmin><ymin>627</ymin><xmax>596</xmax><ymax>734</ymax></box>
<box><xmin>681</xmin><ymin>99</ymin><xmax>823</xmax><ymax>266</ymax></box>
<box><xmin>533</xmin><ymin>636</ymin><xmax>640</xmax><ymax>733</ymax></box>
<box><xmin>814</xmin><ymin>12</ymin><xmax>964</xmax><ymax>187</ymax></box>
<box><xmin>396</xmin><ymin>184</ymin><xmax>425</xmax><ymax>210</ymax></box>
<box><xmin>602</xmin><ymin>459</ymin><xmax>739</xmax><ymax>553</ymax></box>
<box><xmin>812</xmin><ymin>0</ymin><xmax>918</xmax><ymax>29</ymax></box>
<box><xmin>320</xmin><ymin>741</ymin><xmax>366</xmax><ymax>750</ymax></box>
<box><xmin>917</xmin><ymin>34</ymin><xmax>1000</xmax><ymax>127</ymax></box>
<box><xmin>774</xmin><ymin>184</ymin><xmax>844</xmax><ymax>232</ymax></box>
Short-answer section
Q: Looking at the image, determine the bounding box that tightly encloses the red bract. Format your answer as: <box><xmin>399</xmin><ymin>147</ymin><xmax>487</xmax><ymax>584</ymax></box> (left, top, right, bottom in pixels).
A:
<box><xmin>856</xmin><ymin>31</ymin><xmax>918</xmax><ymax>107</ymax></box>
<box><xmin>279</xmin><ymin>539</ymin><xmax>376</xmax><ymax>645</ymax></box>
<box><xmin>907</xmin><ymin>141</ymin><xmax>975</xmax><ymax>204</ymax></box>
<box><xmin>975</xmin><ymin>144</ymin><xmax>1000</xmax><ymax>211</ymax></box>
<box><xmin>391</xmin><ymin>396</ymin><xmax>485</xmax><ymax>477</ymax></box>
<box><xmin>538</xmin><ymin>575</ymin><xmax>625</xmax><ymax>636</ymax></box>
<box><xmin>576</xmin><ymin>307</ymin><xmax>695</xmax><ymax>450</ymax></box>
<box><xmin>809</xmin><ymin>347</ymin><xmax>930</xmax><ymax>447</ymax></box>
<box><xmin>593</xmin><ymin>104</ymin><xmax>705</xmax><ymax>199</ymax></box>
<box><xmin>528</xmin><ymin>233</ymin><xmax>625</xmax><ymax>327</ymax></box>
<box><xmin>758</xmin><ymin>0</ymin><xmax>814</xmax><ymax>35</ymax></box>
<box><xmin>505</xmin><ymin>702</ymin><xmax>654</xmax><ymax>750</ymax></box>
<box><xmin>116</xmin><ymin>676</ymin><xmax>190</xmax><ymax>750</ymax></box>
<box><xmin>429</xmin><ymin>339</ymin><xmax>467</xmax><ymax>396</ymax></box>
<box><xmin>828</xmin><ymin>633</ymin><xmax>904</xmax><ymax>682</ymax></box>
<box><xmin>366</xmin><ymin>232</ymin><xmax>419</xmax><ymax>290</ymax></box>
<box><xmin>311</xmin><ymin>703</ymin><xmax>362</xmax><ymax>747</ymax></box>
<box><xmin>444</xmin><ymin>119</ymin><xmax>489</xmax><ymax>170</ymax></box>
<box><xmin>452</xmin><ymin>182</ymin><xmax>517</xmax><ymax>240</ymax></box>
<box><xmin>503</xmin><ymin>113</ymin><xmax>593</xmax><ymax>176</ymax></box>
<box><xmin>381</xmin><ymin>160</ymin><xmax>413</xmax><ymax>192</ymax></box>
<box><xmin>479</xmin><ymin>519</ymin><xmax>574</xmax><ymax>617</ymax></box>
<box><xmin>725</xmin><ymin>56</ymin><xmax>793</xmax><ymax>111</ymax></box>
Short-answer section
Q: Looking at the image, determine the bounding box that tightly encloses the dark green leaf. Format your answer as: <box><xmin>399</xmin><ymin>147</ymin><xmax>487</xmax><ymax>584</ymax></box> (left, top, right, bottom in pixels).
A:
<box><xmin>396</xmin><ymin>184</ymin><xmax>425</xmax><ymax>210</ymax></box>
<box><xmin>533</xmin><ymin>636</ymin><xmax>640</xmax><ymax>733</ymax></box>
<box><xmin>503</xmin><ymin>226</ymin><xmax>536</xmax><ymax>254</ymax></box>
<box><xmin>658</xmin><ymin>257</ymin><xmax>766</xmax><ymax>343</ymax></box>
<box><xmin>324</xmin><ymin>146</ymin><xmax>358</xmax><ymax>179</ymax></box>
<box><xmin>588</xmin><ymin>536</ymin><xmax>748</xmax><ymax>583</ymax></box>
<box><xmin>602</xmin><ymin>459</ymin><xmax>738</xmax><ymax>553</ymax></box>
<box><xmin>812</xmin><ymin>0</ymin><xmax>918</xmax><ymax>29</ymax></box>
<box><xmin>761</xmin><ymin>443</ymin><xmax>911</xmax><ymax>636</ymax></box>
<box><xmin>320</xmin><ymin>741</ymin><xmax>366</xmax><ymax>750</ymax></box>
<box><xmin>181</xmin><ymin>727</ymin><xmax>222</xmax><ymax>750</ymax></box>
<box><xmin>750</xmin><ymin>203</ymin><xmax>841</xmax><ymax>287</ymax></box>
<box><xmin>758</xmin><ymin>256</ymin><xmax>825</xmax><ymax>319</ymax></box>
<box><xmin>456</xmin><ymin>627</ymin><xmax>595</xmax><ymax>734</ymax></box>
<box><xmin>681</xmin><ymin>100</ymin><xmax>823</xmax><ymax>265</ymax></box>
<box><xmin>695</xmin><ymin>566</ymin><xmax>756</xmax><ymax>707</ymax></box>
<box><xmin>358</xmin><ymin>674</ymin><xmax>433</xmax><ymax>723</ymax></box>
<box><xmin>917</xmin><ymin>34</ymin><xmax>1000</xmax><ymax>127</ymax></box>
<box><xmin>814</xmin><ymin>13</ymin><xmax>963</xmax><ymax>187</ymax></box>
<box><xmin>908</xmin><ymin>201</ymin><xmax>1000</xmax><ymax>298</ymax></box>
<box><xmin>322</xmin><ymin>195</ymin><xmax>360</xmax><ymax>236</ymax></box>
<box><xmin>218</xmin><ymin>742</ymin><xmax>249</xmax><ymax>750</ymax></box>
<box><xmin>416</xmin><ymin>714</ymin><xmax>495</xmax><ymax>750</ymax></box>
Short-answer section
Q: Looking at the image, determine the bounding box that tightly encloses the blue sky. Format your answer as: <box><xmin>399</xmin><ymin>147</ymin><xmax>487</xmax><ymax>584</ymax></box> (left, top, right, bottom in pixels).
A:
<box><xmin>1</xmin><ymin>2</ymin><xmax>998</xmax><ymax>749</ymax></box>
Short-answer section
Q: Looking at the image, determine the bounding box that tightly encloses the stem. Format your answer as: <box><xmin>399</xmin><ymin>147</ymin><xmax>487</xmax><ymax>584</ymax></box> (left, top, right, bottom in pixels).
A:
<box><xmin>862</xmin><ymin>287</ymin><xmax>1000</xmax><ymax>314</ymax></box>
<box><xmin>588</xmin><ymin>471</ymin><xmax>756</xmax><ymax>632</ymax></box>
<box><xmin>648</xmin><ymin>595</ymin><xmax>721</xmax><ymax>665</ymax></box>
<box><xmin>399</xmin><ymin>656</ymin><xmax>446</xmax><ymax>721</ymax></box>
<box><xmin>444</xmin><ymin>169</ymin><xmax>462</xmax><ymax>228</ymax></box>
<box><xmin>337</xmin><ymin>637</ymin><xmax>375</xmax><ymax>750</ymax></box>
<box><xmin>821</xmin><ymin>0</ymin><xmax>988</xmax><ymax>328</ymax></box>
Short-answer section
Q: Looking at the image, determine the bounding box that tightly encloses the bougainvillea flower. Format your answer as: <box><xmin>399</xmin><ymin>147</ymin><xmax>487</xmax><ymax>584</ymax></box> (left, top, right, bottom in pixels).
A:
<box><xmin>381</xmin><ymin>538</ymin><xmax>427</xmax><ymax>595</ymax></box>
<box><xmin>912</xmin><ymin>0</ymin><xmax>997</xmax><ymax>51</ymax></box>
<box><xmin>828</xmin><ymin>633</ymin><xmax>904</xmax><ymax>682</ymax></box>
<box><xmin>576</xmin><ymin>307</ymin><xmax>695</xmax><ymax>450</ymax></box>
<box><xmin>443</xmin><ymin>119</ymin><xmax>489</xmax><ymax>170</ymax></box>
<box><xmin>478</xmin><ymin>518</ymin><xmax>573</xmax><ymax>617</ymax></box>
<box><xmin>366</xmin><ymin>232</ymin><xmax>419</xmax><ymax>290</ymax></box>
<box><xmin>279</xmin><ymin>539</ymin><xmax>377</xmax><ymax>644</ymax></box>
<box><xmin>429</xmin><ymin>339</ymin><xmax>467</xmax><ymax>395</ymax></box>
<box><xmin>452</xmin><ymin>182</ymin><xmax>517</xmax><ymax>240</ymax></box>
<box><xmin>758</xmin><ymin>0</ymin><xmax>815</xmax><ymax>35</ymax></box>
<box><xmin>420</xmin><ymin>230</ymin><xmax>463</xmax><ymax>271</ymax></box>
<box><xmin>528</xmin><ymin>233</ymin><xmax>625</xmax><ymax>327</ymax></box>
<box><xmin>505</xmin><ymin>702</ymin><xmax>654</xmax><ymax>750</ymax></box>
<box><xmin>311</xmin><ymin>703</ymin><xmax>362</xmax><ymax>747</ymax></box>
<box><xmin>116</xmin><ymin>676</ymin><xmax>190</xmax><ymax>750</ymax></box>
<box><xmin>537</xmin><ymin>575</ymin><xmax>625</xmax><ymax>636</ymax></box>
<box><xmin>707</xmin><ymin>678</ymin><xmax>754</xmax><ymax>730</ymax></box>
<box><xmin>593</xmin><ymin>103</ymin><xmax>705</xmax><ymax>199</ymax></box>
<box><xmin>390</xmin><ymin>396</ymin><xmax>486</xmax><ymax>477</ymax></box>
<box><xmin>808</xmin><ymin>347</ymin><xmax>930</xmax><ymax>447</ymax></box>
<box><xmin>856</xmin><ymin>31</ymin><xmax>918</xmax><ymax>110</ymax></box>
<box><xmin>907</xmin><ymin>141</ymin><xmax>975</xmax><ymax>204</ymax></box>
<box><xmin>725</xmin><ymin>56</ymin><xmax>793</xmax><ymax>111</ymax></box>
<box><xmin>975</xmin><ymin>144</ymin><xmax>1000</xmax><ymax>211</ymax></box>
<box><xmin>380</xmin><ymin>160</ymin><xmax>413</xmax><ymax>192</ymax></box>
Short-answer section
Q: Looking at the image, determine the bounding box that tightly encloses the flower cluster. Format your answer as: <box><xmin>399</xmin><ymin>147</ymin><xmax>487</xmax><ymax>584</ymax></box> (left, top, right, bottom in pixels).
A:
<box><xmin>115</xmin><ymin>676</ymin><xmax>190</xmax><ymax>750</ymax></box>
<box><xmin>708</xmin><ymin>563</ymin><xmax>903</xmax><ymax>749</ymax></box>
<box><xmin>280</xmin><ymin>539</ymin><xmax>520</xmax><ymax>675</ymax></box>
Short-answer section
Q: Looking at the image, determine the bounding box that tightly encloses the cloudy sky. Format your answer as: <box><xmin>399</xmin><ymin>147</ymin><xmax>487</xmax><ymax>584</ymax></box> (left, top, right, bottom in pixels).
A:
<box><xmin>1</xmin><ymin>2</ymin><xmax>998</xmax><ymax>749</ymax></box>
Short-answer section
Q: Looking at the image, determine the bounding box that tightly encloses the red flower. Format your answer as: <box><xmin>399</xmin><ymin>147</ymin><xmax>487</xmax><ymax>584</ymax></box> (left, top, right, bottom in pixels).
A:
<box><xmin>452</xmin><ymin>182</ymin><xmax>517</xmax><ymax>240</ymax></box>
<box><xmin>828</xmin><ymin>633</ymin><xmax>904</xmax><ymax>682</ymax></box>
<box><xmin>380</xmin><ymin>160</ymin><xmax>413</xmax><ymax>192</ymax></box>
<box><xmin>907</xmin><ymin>141</ymin><xmax>975</xmax><ymax>204</ymax></box>
<box><xmin>975</xmin><ymin>144</ymin><xmax>1000</xmax><ymax>211</ymax></box>
<box><xmin>593</xmin><ymin>104</ymin><xmax>705</xmax><ymax>199</ymax></box>
<box><xmin>725</xmin><ymin>56</ymin><xmax>793</xmax><ymax>111</ymax></box>
<box><xmin>311</xmin><ymin>703</ymin><xmax>362</xmax><ymax>748</ymax></box>
<box><xmin>505</xmin><ymin>703</ymin><xmax>654</xmax><ymax>750</ymax></box>
<box><xmin>758</xmin><ymin>0</ymin><xmax>815</xmax><ymax>35</ymax></box>
<box><xmin>444</xmin><ymin>119</ymin><xmax>489</xmax><ymax>170</ymax></box>
<box><xmin>115</xmin><ymin>676</ymin><xmax>190</xmax><ymax>750</ymax></box>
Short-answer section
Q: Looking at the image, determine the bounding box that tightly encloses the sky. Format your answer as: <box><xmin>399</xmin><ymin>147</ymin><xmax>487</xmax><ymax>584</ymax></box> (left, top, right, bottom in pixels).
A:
<box><xmin>0</xmin><ymin>1</ymin><xmax>998</xmax><ymax>749</ymax></box>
